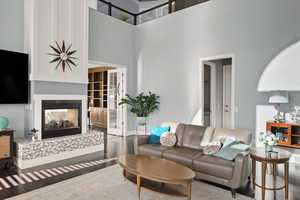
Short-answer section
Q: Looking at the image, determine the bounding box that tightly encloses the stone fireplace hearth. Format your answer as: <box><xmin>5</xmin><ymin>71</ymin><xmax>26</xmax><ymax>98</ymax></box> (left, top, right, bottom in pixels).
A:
<box><xmin>14</xmin><ymin>94</ymin><xmax>104</xmax><ymax>169</ymax></box>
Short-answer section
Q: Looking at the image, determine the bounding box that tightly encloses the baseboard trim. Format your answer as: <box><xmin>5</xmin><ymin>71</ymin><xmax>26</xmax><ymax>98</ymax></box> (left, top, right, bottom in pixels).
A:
<box><xmin>125</xmin><ymin>130</ymin><xmax>150</xmax><ymax>137</ymax></box>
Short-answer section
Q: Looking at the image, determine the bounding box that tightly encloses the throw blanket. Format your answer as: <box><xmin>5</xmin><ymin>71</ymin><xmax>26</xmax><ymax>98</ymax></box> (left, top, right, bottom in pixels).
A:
<box><xmin>213</xmin><ymin>141</ymin><xmax>250</xmax><ymax>161</ymax></box>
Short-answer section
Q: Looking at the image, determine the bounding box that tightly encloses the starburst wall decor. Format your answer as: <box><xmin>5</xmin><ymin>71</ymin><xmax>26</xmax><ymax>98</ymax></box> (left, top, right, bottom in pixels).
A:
<box><xmin>48</xmin><ymin>40</ymin><xmax>78</xmax><ymax>72</ymax></box>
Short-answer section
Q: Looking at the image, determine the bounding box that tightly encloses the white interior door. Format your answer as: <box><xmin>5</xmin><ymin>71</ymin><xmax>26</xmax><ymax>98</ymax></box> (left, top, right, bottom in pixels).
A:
<box><xmin>223</xmin><ymin>65</ymin><xmax>232</xmax><ymax>129</ymax></box>
<box><xmin>209</xmin><ymin>63</ymin><xmax>216</xmax><ymax>127</ymax></box>
<box><xmin>107</xmin><ymin>69</ymin><xmax>126</xmax><ymax>136</ymax></box>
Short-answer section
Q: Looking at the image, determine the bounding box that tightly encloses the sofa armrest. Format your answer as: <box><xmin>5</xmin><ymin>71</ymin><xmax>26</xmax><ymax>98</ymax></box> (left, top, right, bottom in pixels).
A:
<box><xmin>134</xmin><ymin>135</ymin><xmax>149</xmax><ymax>154</ymax></box>
<box><xmin>229</xmin><ymin>152</ymin><xmax>251</xmax><ymax>189</ymax></box>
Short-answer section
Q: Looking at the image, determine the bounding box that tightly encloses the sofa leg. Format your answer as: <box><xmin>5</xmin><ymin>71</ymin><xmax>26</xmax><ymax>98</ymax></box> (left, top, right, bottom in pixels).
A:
<box><xmin>231</xmin><ymin>189</ymin><xmax>236</xmax><ymax>199</ymax></box>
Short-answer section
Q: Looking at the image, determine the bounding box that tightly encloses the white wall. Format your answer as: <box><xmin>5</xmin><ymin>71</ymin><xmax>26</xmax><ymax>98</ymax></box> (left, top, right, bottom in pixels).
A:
<box><xmin>89</xmin><ymin>9</ymin><xmax>137</xmax><ymax>130</ymax></box>
<box><xmin>25</xmin><ymin>0</ymin><xmax>88</xmax><ymax>84</ymax></box>
<box><xmin>87</xmin><ymin>0</ymin><xmax>98</xmax><ymax>9</ymax></box>
<box><xmin>0</xmin><ymin>0</ymin><xmax>26</xmax><ymax>138</ymax></box>
<box><xmin>135</xmin><ymin>0</ymin><xmax>300</xmax><ymax>132</ymax></box>
<box><xmin>137</xmin><ymin>0</ymin><xmax>168</xmax><ymax>11</ymax></box>
<box><xmin>258</xmin><ymin>41</ymin><xmax>300</xmax><ymax>91</ymax></box>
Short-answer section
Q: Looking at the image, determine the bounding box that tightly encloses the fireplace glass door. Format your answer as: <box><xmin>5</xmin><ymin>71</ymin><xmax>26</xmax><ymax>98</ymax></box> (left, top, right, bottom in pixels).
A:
<box><xmin>45</xmin><ymin>109</ymin><xmax>79</xmax><ymax>130</ymax></box>
<box><xmin>42</xmin><ymin>100</ymin><xmax>82</xmax><ymax>139</ymax></box>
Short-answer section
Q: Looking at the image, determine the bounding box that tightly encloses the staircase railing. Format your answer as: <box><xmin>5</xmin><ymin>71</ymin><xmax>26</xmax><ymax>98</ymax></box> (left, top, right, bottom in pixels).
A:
<box><xmin>98</xmin><ymin>0</ymin><xmax>175</xmax><ymax>25</ymax></box>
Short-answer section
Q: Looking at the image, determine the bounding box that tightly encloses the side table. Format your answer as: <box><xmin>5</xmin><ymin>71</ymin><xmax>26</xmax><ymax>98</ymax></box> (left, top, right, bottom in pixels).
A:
<box><xmin>250</xmin><ymin>148</ymin><xmax>291</xmax><ymax>200</ymax></box>
<box><xmin>0</xmin><ymin>129</ymin><xmax>14</xmax><ymax>169</ymax></box>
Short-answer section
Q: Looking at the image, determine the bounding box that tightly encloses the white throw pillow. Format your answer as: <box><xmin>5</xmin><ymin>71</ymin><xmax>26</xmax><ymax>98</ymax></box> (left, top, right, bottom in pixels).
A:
<box><xmin>160</xmin><ymin>132</ymin><xmax>177</xmax><ymax>147</ymax></box>
<box><xmin>200</xmin><ymin>127</ymin><xmax>215</xmax><ymax>147</ymax></box>
<box><xmin>203</xmin><ymin>141</ymin><xmax>222</xmax><ymax>155</ymax></box>
<box><xmin>161</xmin><ymin>122</ymin><xmax>179</xmax><ymax>133</ymax></box>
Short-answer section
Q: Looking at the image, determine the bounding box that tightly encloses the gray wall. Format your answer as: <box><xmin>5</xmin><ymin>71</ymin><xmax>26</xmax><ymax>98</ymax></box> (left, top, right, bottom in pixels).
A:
<box><xmin>0</xmin><ymin>0</ymin><xmax>25</xmax><ymax>138</ymax></box>
<box><xmin>89</xmin><ymin>9</ymin><xmax>137</xmax><ymax>130</ymax></box>
<box><xmin>33</xmin><ymin>81</ymin><xmax>87</xmax><ymax>95</ymax></box>
<box><xmin>135</xmin><ymin>0</ymin><xmax>300</xmax><ymax>132</ymax></box>
<box><xmin>24</xmin><ymin>81</ymin><xmax>88</xmax><ymax>135</ymax></box>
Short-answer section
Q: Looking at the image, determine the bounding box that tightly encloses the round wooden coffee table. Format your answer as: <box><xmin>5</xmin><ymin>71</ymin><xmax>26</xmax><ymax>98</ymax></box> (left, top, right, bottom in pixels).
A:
<box><xmin>118</xmin><ymin>154</ymin><xmax>196</xmax><ymax>200</ymax></box>
<box><xmin>250</xmin><ymin>148</ymin><xmax>291</xmax><ymax>200</ymax></box>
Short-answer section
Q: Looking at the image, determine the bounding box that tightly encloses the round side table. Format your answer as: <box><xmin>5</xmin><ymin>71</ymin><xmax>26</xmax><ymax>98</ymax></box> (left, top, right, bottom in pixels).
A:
<box><xmin>250</xmin><ymin>148</ymin><xmax>291</xmax><ymax>200</ymax></box>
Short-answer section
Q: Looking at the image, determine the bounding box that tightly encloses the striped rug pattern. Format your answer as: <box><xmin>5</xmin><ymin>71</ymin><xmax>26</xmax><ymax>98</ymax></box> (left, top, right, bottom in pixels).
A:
<box><xmin>0</xmin><ymin>158</ymin><xmax>117</xmax><ymax>191</ymax></box>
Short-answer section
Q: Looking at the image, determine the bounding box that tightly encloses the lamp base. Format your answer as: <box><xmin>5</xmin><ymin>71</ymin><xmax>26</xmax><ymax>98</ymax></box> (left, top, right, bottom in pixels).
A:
<box><xmin>273</xmin><ymin>111</ymin><xmax>284</xmax><ymax>123</ymax></box>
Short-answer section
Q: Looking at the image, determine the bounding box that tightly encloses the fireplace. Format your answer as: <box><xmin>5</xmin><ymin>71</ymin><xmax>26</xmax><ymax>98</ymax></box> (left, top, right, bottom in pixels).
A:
<box><xmin>42</xmin><ymin>100</ymin><xmax>82</xmax><ymax>139</ymax></box>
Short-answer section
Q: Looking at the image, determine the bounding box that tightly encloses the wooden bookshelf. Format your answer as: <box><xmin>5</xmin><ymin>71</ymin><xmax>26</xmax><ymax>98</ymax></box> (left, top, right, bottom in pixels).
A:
<box><xmin>88</xmin><ymin>67</ymin><xmax>116</xmax><ymax>128</ymax></box>
<box><xmin>267</xmin><ymin>122</ymin><xmax>300</xmax><ymax>149</ymax></box>
<box><xmin>88</xmin><ymin>70</ymin><xmax>107</xmax><ymax>108</ymax></box>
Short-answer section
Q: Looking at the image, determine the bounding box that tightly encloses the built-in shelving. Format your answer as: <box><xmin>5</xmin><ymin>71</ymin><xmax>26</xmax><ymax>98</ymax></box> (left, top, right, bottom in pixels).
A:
<box><xmin>267</xmin><ymin>122</ymin><xmax>300</xmax><ymax>149</ymax></box>
<box><xmin>88</xmin><ymin>67</ymin><xmax>116</xmax><ymax>128</ymax></box>
<box><xmin>88</xmin><ymin>71</ymin><xmax>108</xmax><ymax>108</ymax></box>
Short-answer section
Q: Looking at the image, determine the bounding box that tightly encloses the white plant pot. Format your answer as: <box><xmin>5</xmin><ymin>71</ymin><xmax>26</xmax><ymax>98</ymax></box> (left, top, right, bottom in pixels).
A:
<box><xmin>137</xmin><ymin>117</ymin><xmax>147</xmax><ymax>126</ymax></box>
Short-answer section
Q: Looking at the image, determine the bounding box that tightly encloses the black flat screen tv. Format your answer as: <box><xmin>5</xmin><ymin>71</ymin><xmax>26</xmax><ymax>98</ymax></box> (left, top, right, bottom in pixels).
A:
<box><xmin>0</xmin><ymin>49</ymin><xmax>29</xmax><ymax>104</ymax></box>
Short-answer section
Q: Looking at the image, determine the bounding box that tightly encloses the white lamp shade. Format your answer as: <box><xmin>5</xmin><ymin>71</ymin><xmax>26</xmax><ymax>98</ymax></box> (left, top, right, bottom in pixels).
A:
<box><xmin>269</xmin><ymin>91</ymin><xmax>289</xmax><ymax>104</ymax></box>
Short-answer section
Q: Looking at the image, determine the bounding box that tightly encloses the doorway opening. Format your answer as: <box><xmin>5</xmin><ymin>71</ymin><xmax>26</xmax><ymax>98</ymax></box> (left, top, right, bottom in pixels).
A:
<box><xmin>200</xmin><ymin>55</ymin><xmax>235</xmax><ymax>129</ymax></box>
<box><xmin>88</xmin><ymin>61</ymin><xmax>127</xmax><ymax>137</ymax></box>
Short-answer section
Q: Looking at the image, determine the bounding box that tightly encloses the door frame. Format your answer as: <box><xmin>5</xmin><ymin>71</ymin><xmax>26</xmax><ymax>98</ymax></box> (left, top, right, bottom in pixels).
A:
<box><xmin>199</xmin><ymin>54</ymin><xmax>236</xmax><ymax>129</ymax></box>
<box><xmin>88</xmin><ymin>60</ymin><xmax>127</xmax><ymax>136</ymax></box>
<box><xmin>203</xmin><ymin>61</ymin><xmax>216</xmax><ymax>127</ymax></box>
<box><xmin>222</xmin><ymin>65</ymin><xmax>232</xmax><ymax>128</ymax></box>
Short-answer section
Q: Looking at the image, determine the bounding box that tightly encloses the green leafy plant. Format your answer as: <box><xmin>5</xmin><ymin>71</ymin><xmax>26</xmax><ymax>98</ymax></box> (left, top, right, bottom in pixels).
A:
<box><xmin>119</xmin><ymin>92</ymin><xmax>160</xmax><ymax>117</ymax></box>
<box><xmin>119</xmin><ymin>14</ymin><xmax>130</xmax><ymax>22</ymax></box>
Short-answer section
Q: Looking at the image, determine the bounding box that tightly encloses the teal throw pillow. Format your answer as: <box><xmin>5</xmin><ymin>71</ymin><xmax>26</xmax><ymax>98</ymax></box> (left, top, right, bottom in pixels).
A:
<box><xmin>148</xmin><ymin>126</ymin><xmax>170</xmax><ymax>144</ymax></box>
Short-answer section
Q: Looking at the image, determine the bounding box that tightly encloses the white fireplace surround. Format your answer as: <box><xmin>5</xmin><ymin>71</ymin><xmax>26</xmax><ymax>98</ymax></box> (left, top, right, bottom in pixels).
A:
<box><xmin>33</xmin><ymin>95</ymin><xmax>87</xmax><ymax>140</ymax></box>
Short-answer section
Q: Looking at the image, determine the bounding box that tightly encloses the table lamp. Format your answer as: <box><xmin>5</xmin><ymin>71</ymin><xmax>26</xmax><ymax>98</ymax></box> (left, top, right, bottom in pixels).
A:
<box><xmin>269</xmin><ymin>91</ymin><xmax>289</xmax><ymax>123</ymax></box>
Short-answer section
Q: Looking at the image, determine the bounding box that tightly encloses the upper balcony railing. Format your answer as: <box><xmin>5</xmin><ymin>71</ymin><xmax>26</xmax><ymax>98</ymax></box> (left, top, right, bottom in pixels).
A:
<box><xmin>97</xmin><ymin>0</ymin><xmax>176</xmax><ymax>25</ymax></box>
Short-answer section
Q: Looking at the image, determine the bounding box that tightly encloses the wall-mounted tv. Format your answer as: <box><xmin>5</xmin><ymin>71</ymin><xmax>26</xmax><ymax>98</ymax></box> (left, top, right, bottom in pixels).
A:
<box><xmin>0</xmin><ymin>49</ymin><xmax>29</xmax><ymax>104</ymax></box>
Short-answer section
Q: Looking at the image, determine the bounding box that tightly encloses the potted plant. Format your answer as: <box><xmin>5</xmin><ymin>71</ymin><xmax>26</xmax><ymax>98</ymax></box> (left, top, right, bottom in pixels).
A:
<box><xmin>119</xmin><ymin>14</ymin><xmax>130</xmax><ymax>22</ymax></box>
<box><xmin>119</xmin><ymin>92</ymin><xmax>160</xmax><ymax>125</ymax></box>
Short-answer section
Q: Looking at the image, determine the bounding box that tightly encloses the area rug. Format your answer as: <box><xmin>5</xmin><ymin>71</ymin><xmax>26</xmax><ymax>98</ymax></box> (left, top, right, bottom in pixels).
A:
<box><xmin>8</xmin><ymin>164</ymin><xmax>252</xmax><ymax>200</ymax></box>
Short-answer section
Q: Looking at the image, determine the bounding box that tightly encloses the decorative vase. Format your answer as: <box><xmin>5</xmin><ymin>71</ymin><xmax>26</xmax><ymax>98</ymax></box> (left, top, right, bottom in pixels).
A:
<box><xmin>137</xmin><ymin>117</ymin><xmax>147</xmax><ymax>126</ymax></box>
<box><xmin>0</xmin><ymin>117</ymin><xmax>9</xmax><ymax>130</ymax></box>
<box><xmin>265</xmin><ymin>144</ymin><xmax>273</xmax><ymax>152</ymax></box>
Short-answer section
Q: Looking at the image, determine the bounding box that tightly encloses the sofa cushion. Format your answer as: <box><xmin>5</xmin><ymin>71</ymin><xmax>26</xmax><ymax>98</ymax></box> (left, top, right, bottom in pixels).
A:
<box><xmin>175</xmin><ymin>124</ymin><xmax>185</xmax><ymax>146</ymax></box>
<box><xmin>176</xmin><ymin>124</ymin><xmax>207</xmax><ymax>150</ymax></box>
<box><xmin>162</xmin><ymin>147</ymin><xmax>202</xmax><ymax>168</ymax></box>
<box><xmin>200</xmin><ymin>127</ymin><xmax>215</xmax><ymax>147</ymax></box>
<box><xmin>193</xmin><ymin>154</ymin><xmax>234</xmax><ymax>180</ymax></box>
<box><xmin>138</xmin><ymin>144</ymin><xmax>170</xmax><ymax>158</ymax></box>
